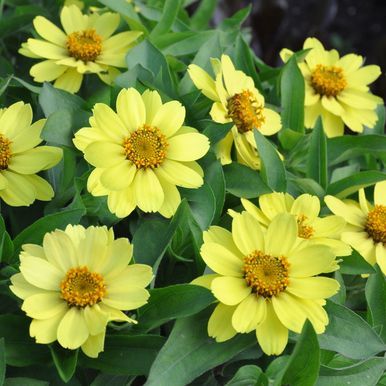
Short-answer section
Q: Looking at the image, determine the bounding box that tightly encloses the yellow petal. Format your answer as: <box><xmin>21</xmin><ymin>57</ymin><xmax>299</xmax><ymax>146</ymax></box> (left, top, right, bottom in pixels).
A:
<box><xmin>83</xmin><ymin>304</ymin><xmax>109</xmax><ymax>335</ymax></box>
<box><xmin>103</xmin><ymin>31</ymin><xmax>142</xmax><ymax>52</ymax></box>
<box><xmin>231</xmin><ymin>211</ymin><xmax>264</xmax><ymax>255</ymax></box>
<box><xmin>288</xmin><ymin>245</ymin><xmax>335</xmax><ymax>277</ymax></box>
<box><xmin>342</xmin><ymin>231</ymin><xmax>376</xmax><ymax>266</ymax></box>
<box><xmin>22</xmin><ymin>292</ymin><xmax>66</xmax><ymax>319</ymax></box>
<box><xmin>215</xmin><ymin>131</ymin><xmax>234</xmax><ymax>165</ymax></box>
<box><xmin>54</xmin><ymin>68</ymin><xmax>83</xmax><ymax>93</ymax></box>
<box><xmin>211</xmin><ymin>276</ymin><xmax>251</xmax><ymax>305</ymax></box>
<box><xmin>107</xmin><ymin>187</ymin><xmax>136</xmax><ymax>218</ymax></box>
<box><xmin>208</xmin><ymin>303</ymin><xmax>237</xmax><ymax>342</ymax></box>
<box><xmin>30</xmin><ymin>60</ymin><xmax>67</xmax><ymax>82</ymax></box>
<box><xmin>90</xmin><ymin>12</ymin><xmax>120</xmax><ymax>39</ymax></box>
<box><xmin>203</xmin><ymin>226</ymin><xmax>241</xmax><ymax>257</ymax></box>
<box><xmin>27</xmin><ymin>39</ymin><xmax>67</xmax><ymax>59</ymax></box>
<box><xmin>321</xmin><ymin>95</ymin><xmax>344</xmax><ymax>115</ymax></box>
<box><xmin>84</xmin><ymin>142</ymin><xmax>125</xmax><ymax>168</ymax></box>
<box><xmin>142</xmin><ymin>89</ymin><xmax>162</xmax><ymax>124</ymax></box>
<box><xmin>321</xmin><ymin>109</ymin><xmax>344</xmax><ymax>137</ymax></box>
<box><xmin>133</xmin><ymin>168</ymin><xmax>164</xmax><ymax>212</ymax></box>
<box><xmin>265</xmin><ymin>213</ymin><xmax>297</xmax><ymax>256</ymax></box>
<box><xmin>100</xmin><ymin>162</ymin><xmax>136</xmax><ymax>190</ymax></box>
<box><xmin>157</xmin><ymin>176</ymin><xmax>181</xmax><ymax>218</ymax></box>
<box><xmin>191</xmin><ymin>274</ymin><xmax>219</xmax><ymax>289</ymax></box>
<box><xmin>259</xmin><ymin>108</ymin><xmax>282</xmax><ymax>136</ymax></box>
<box><xmin>241</xmin><ymin>198</ymin><xmax>270</xmax><ymax>226</ymax></box>
<box><xmin>92</xmin><ymin>103</ymin><xmax>128</xmax><ymax>140</ymax></box>
<box><xmin>347</xmin><ymin>65</ymin><xmax>381</xmax><ymax>87</ymax></box>
<box><xmin>291</xmin><ymin>194</ymin><xmax>320</xmax><ymax>222</ymax></box>
<box><xmin>151</xmin><ymin>101</ymin><xmax>185</xmax><ymax>138</ymax></box>
<box><xmin>102</xmin><ymin>286</ymin><xmax>150</xmax><ymax>310</ymax></box>
<box><xmin>57</xmin><ymin>307</ymin><xmax>89</xmax><ymax>349</ymax></box>
<box><xmin>256</xmin><ymin>301</ymin><xmax>288</xmax><ymax>355</ymax></box>
<box><xmin>60</xmin><ymin>5</ymin><xmax>88</xmax><ymax>34</ymax></box>
<box><xmin>200</xmin><ymin>242</ymin><xmax>243</xmax><ymax>277</ymax></box>
<box><xmin>33</xmin><ymin>16</ymin><xmax>67</xmax><ymax>45</ymax></box>
<box><xmin>286</xmin><ymin>277</ymin><xmax>339</xmax><ymax>299</ymax></box>
<box><xmin>376</xmin><ymin>244</ymin><xmax>386</xmax><ymax>275</ymax></box>
<box><xmin>374</xmin><ymin>180</ymin><xmax>386</xmax><ymax>206</ymax></box>
<box><xmin>232</xmin><ymin>294</ymin><xmax>266</xmax><ymax>333</ymax></box>
<box><xmin>259</xmin><ymin>192</ymin><xmax>294</xmax><ymax>220</ymax></box>
<box><xmin>312</xmin><ymin>215</ymin><xmax>346</xmax><ymax>237</ymax></box>
<box><xmin>324</xmin><ymin>195</ymin><xmax>366</xmax><ymax>227</ymax></box>
<box><xmin>188</xmin><ymin>64</ymin><xmax>219</xmax><ymax>101</ymax></box>
<box><xmin>9</xmin><ymin>273</ymin><xmax>42</xmax><ymax>300</ymax></box>
<box><xmin>81</xmin><ymin>331</ymin><xmax>105</xmax><ymax>358</ymax></box>
<box><xmin>30</xmin><ymin>309</ymin><xmax>67</xmax><ymax>344</ymax></box>
<box><xmin>116</xmin><ymin>88</ymin><xmax>146</xmax><ymax>132</ymax></box>
<box><xmin>166</xmin><ymin>133</ymin><xmax>209</xmax><ymax>162</ymax></box>
<box><xmin>11</xmin><ymin>119</ymin><xmax>45</xmax><ymax>154</ymax></box>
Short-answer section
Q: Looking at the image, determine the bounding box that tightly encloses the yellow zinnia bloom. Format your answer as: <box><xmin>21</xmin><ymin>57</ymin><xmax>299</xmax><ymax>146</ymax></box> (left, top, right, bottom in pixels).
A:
<box><xmin>73</xmin><ymin>87</ymin><xmax>210</xmax><ymax>218</ymax></box>
<box><xmin>195</xmin><ymin>212</ymin><xmax>339</xmax><ymax>355</ymax></box>
<box><xmin>188</xmin><ymin>55</ymin><xmax>281</xmax><ymax>170</ymax></box>
<box><xmin>325</xmin><ymin>181</ymin><xmax>386</xmax><ymax>273</ymax></box>
<box><xmin>0</xmin><ymin>101</ymin><xmax>62</xmax><ymax>206</ymax></box>
<box><xmin>280</xmin><ymin>38</ymin><xmax>383</xmax><ymax>137</ymax></box>
<box><xmin>19</xmin><ymin>5</ymin><xmax>142</xmax><ymax>93</ymax></box>
<box><xmin>10</xmin><ymin>224</ymin><xmax>153</xmax><ymax>358</ymax></box>
<box><xmin>236</xmin><ymin>192</ymin><xmax>351</xmax><ymax>259</ymax></box>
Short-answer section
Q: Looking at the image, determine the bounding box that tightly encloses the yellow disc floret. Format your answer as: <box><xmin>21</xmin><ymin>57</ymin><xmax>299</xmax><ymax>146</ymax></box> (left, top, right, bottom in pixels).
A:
<box><xmin>66</xmin><ymin>29</ymin><xmax>102</xmax><ymax>62</ymax></box>
<box><xmin>0</xmin><ymin>134</ymin><xmax>12</xmax><ymax>170</ymax></box>
<box><xmin>365</xmin><ymin>205</ymin><xmax>386</xmax><ymax>244</ymax></box>
<box><xmin>243</xmin><ymin>250</ymin><xmax>290</xmax><ymax>298</ymax></box>
<box><xmin>60</xmin><ymin>266</ymin><xmax>106</xmax><ymax>307</ymax></box>
<box><xmin>310</xmin><ymin>64</ymin><xmax>347</xmax><ymax>97</ymax></box>
<box><xmin>227</xmin><ymin>90</ymin><xmax>265</xmax><ymax>133</ymax></box>
<box><xmin>123</xmin><ymin>124</ymin><xmax>168</xmax><ymax>169</ymax></box>
<box><xmin>297</xmin><ymin>214</ymin><xmax>315</xmax><ymax>239</ymax></box>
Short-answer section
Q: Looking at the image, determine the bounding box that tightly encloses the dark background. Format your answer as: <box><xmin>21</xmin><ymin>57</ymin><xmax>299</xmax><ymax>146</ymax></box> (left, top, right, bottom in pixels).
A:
<box><xmin>213</xmin><ymin>0</ymin><xmax>386</xmax><ymax>100</ymax></box>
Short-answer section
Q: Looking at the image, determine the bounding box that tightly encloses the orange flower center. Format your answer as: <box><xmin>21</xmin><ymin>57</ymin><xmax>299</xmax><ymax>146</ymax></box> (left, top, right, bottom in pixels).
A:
<box><xmin>365</xmin><ymin>205</ymin><xmax>386</xmax><ymax>244</ymax></box>
<box><xmin>310</xmin><ymin>64</ymin><xmax>347</xmax><ymax>97</ymax></box>
<box><xmin>60</xmin><ymin>266</ymin><xmax>106</xmax><ymax>307</ymax></box>
<box><xmin>123</xmin><ymin>124</ymin><xmax>168</xmax><ymax>169</ymax></box>
<box><xmin>243</xmin><ymin>250</ymin><xmax>289</xmax><ymax>298</ymax></box>
<box><xmin>227</xmin><ymin>90</ymin><xmax>265</xmax><ymax>133</ymax></box>
<box><xmin>297</xmin><ymin>214</ymin><xmax>315</xmax><ymax>239</ymax></box>
<box><xmin>66</xmin><ymin>29</ymin><xmax>102</xmax><ymax>62</ymax></box>
<box><xmin>0</xmin><ymin>134</ymin><xmax>11</xmax><ymax>170</ymax></box>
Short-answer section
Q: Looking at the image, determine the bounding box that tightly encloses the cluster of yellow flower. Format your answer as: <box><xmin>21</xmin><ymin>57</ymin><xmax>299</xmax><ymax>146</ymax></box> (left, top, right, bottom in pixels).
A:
<box><xmin>2</xmin><ymin>4</ymin><xmax>385</xmax><ymax>359</ymax></box>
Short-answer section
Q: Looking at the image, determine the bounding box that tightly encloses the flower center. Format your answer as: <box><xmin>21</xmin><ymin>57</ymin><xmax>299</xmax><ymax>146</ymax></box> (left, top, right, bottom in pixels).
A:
<box><xmin>310</xmin><ymin>64</ymin><xmax>347</xmax><ymax>97</ymax></box>
<box><xmin>0</xmin><ymin>134</ymin><xmax>12</xmax><ymax>170</ymax></box>
<box><xmin>123</xmin><ymin>124</ymin><xmax>168</xmax><ymax>169</ymax></box>
<box><xmin>60</xmin><ymin>266</ymin><xmax>106</xmax><ymax>308</ymax></box>
<box><xmin>297</xmin><ymin>214</ymin><xmax>315</xmax><ymax>239</ymax></box>
<box><xmin>66</xmin><ymin>29</ymin><xmax>102</xmax><ymax>62</ymax></box>
<box><xmin>243</xmin><ymin>250</ymin><xmax>289</xmax><ymax>298</ymax></box>
<box><xmin>365</xmin><ymin>205</ymin><xmax>386</xmax><ymax>244</ymax></box>
<box><xmin>227</xmin><ymin>90</ymin><xmax>265</xmax><ymax>133</ymax></box>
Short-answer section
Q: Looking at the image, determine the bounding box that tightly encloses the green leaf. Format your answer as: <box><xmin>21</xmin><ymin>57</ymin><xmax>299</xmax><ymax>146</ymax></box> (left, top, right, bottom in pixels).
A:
<box><xmin>80</xmin><ymin>335</ymin><xmax>166</xmax><ymax>376</ymax></box>
<box><xmin>181</xmin><ymin>183</ymin><xmax>216</xmax><ymax>230</ymax></box>
<box><xmin>90</xmin><ymin>374</ymin><xmax>132</xmax><ymax>386</ymax></box>
<box><xmin>280</xmin><ymin>55</ymin><xmax>305</xmax><ymax>133</ymax></box>
<box><xmin>318</xmin><ymin>301</ymin><xmax>386</xmax><ymax>359</ymax></box>
<box><xmin>41</xmin><ymin>109</ymin><xmax>90</xmax><ymax>147</ymax></box>
<box><xmin>150</xmin><ymin>0</ymin><xmax>182</xmax><ymax>37</ymax></box>
<box><xmin>0</xmin><ymin>215</ymin><xmax>13</xmax><ymax>263</ymax></box>
<box><xmin>316</xmin><ymin>358</ymin><xmax>386</xmax><ymax>386</ymax></box>
<box><xmin>219</xmin><ymin>6</ymin><xmax>251</xmax><ymax>31</ymax></box>
<box><xmin>328</xmin><ymin>134</ymin><xmax>386</xmax><ymax>165</ymax></box>
<box><xmin>365</xmin><ymin>104</ymin><xmax>385</xmax><ymax>135</ymax></box>
<box><xmin>49</xmin><ymin>345</ymin><xmax>78</xmax><ymax>383</ymax></box>
<box><xmin>202</xmin><ymin>121</ymin><xmax>233</xmax><ymax>146</ymax></box>
<box><xmin>279</xmin><ymin>321</ymin><xmax>320</xmax><ymax>386</ymax></box>
<box><xmin>136</xmin><ymin>284</ymin><xmax>215</xmax><ymax>332</ymax></box>
<box><xmin>145</xmin><ymin>308</ymin><xmax>255</xmax><ymax>386</ymax></box>
<box><xmin>340</xmin><ymin>249</ymin><xmax>375</xmax><ymax>275</ymax></box>
<box><xmin>223</xmin><ymin>163</ymin><xmax>271</xmax><ymax>198</ymax></box>
<box><xmin>307</xmin><ymin>118</ymin><xmax>328</xmax><ymax>189</ymax></box>
<box><xmin>12</xmin><ymin>208</ymin><xmax>85</xmax><ymax>257</ymax></box>
<box><xmin>39</xmin><ymin>83</ymin><xmax>86</xmax><ymax>116</ymax></box>
<box><xmin>4</xmin><ymin>379</ymin><xmax>49</xmax><ymax>386</ymax></box>
<box><xmin>253</xmin><ymin>130</ymin><xmax>287</xmax><ymax>192</ymax></box>
<box><xmin>326</xmin><ymin>171</ymin><xmax>386</xmax><ymax>198</ymax></box>
<box><xmin>225</xmin><ymin>365</ymin><xmax>268</xmax><ymax>386</ymax></box>
<box><xmin>125</xmin><ymin>39</ymin><xmax>174</xmax><ymax>96</ymax></box>
<box><xmin>0</xmin><ymin>338</ymin><xmax>5</xmax><ymax>386</ymax></box>
<box><xmin>190</xmin><ymin>0</ymin><xmax>218</xmax><ymax>29</ymax></box>
<box><xmin>366</xmin><ymin>265</ymin><xmax>386</xmax><ymax>342</ymax></box>
<box><xmin>0</xmin><ymin>315</ymin><xmax>50</xmax><ymax>367</ymax></box>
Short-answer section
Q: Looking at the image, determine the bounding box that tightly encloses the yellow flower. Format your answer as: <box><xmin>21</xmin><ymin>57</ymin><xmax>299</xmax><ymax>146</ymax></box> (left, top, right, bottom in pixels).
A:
<box><xmin>64</xmin><ymin>0</ymin><xmax>84</xmax><ymax>9</ymax></box>
<box><xmin>10</xmin><ymin>224</ymin><xmax>153</xmax><ymax>358</ymax></box>
<box><xmin>325</xmin><ymin>180</ymin><xmax>386</xmax><ymax>273</ymax></box>
<box><xmin>0</xmin><ymin>101</ymin><xmax>62</xmax><ymax>206</ymax></box>
<box><xmin>188</xmin><ymin>55</ymin><xmax>281</xmax><ymax>170</ymax></box>
<box><xmin>73</xmin><ymin>87</ymin><xmax>210</xmax><ymax>218</ymax></box>
<box><xmin>280</xmin><ymin>38</ymin><xmax>383</xmax><ymax>137</ymax></box>
<box><xmin>236</xmin><ymin>192</ymin><xmax>351</xmax><ymax>260</ymax></box>
<box><xmin>194</xmin><ymin>212</ymin><xmax>339</xmax><ymax>355</ymax></box>
<box><xmin>19</xmin><ymin>5</ymin><xmax>142</xmax><ymax>93</ymax></box>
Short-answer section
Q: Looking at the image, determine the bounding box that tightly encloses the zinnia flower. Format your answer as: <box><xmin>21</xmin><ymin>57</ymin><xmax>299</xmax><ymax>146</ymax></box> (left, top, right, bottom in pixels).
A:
<box><xmin>19</xmin><ymin>5</ymin><xmax>142</xmax><ymax>93</ymax></box>
<box><xmin>0</xmin><ymin>101</ymin><xmax>62</xmax><ymax>206</ymax></box>
<box><xmin>236</xmin><ymin>192</ymin><xmax>351</xmax><ymax>259</ymax></box>
<box><xmin>10</xmin><ymin>225</ymin><xmax>153</xmax><ymax>358</ymax></box>
<box><xmin>73</xmin><ymin>87</ymin><xmax>210</xmax><ymax>218</ymax></box>
<box><xmin>280</xmin><ymin>38</ymin><xmax>383</xmax><ymax>137</ymax></box>
<box><xmin>188</xmin><ymin>55</ymin><xmax>281</xmax><ymax>170</ymax></box>
<box><xmin>194</xmin><ymin>212</ymin><xmax>339</xmax><ymax>355</ymax></box>
<box><xmin>325</xmin><ymin>180</ymin><xmax>386</xmax><ymax>273</ymax></box>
